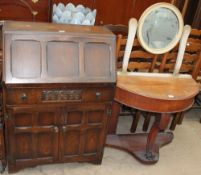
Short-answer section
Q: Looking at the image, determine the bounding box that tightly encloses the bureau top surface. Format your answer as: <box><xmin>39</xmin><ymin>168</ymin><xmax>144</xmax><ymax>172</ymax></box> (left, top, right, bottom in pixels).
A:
<box><xmin>3</xmin><ymin>20</ymin><xmax>114</xmax><ymax>37</ymax></box>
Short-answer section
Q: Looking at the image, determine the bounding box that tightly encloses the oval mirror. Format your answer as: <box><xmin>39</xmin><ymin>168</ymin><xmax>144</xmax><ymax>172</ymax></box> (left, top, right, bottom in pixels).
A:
<box><xmin>137</xmin><ymin>3</ymin><xmax>184</xmax><ymax>54</ymax></box>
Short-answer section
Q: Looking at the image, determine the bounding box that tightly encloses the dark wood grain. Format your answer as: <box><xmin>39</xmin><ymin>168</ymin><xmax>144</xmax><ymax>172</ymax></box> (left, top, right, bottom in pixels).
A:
<box><xmin>2</xmin><ymin>21</ymin><xmax>116</xmax><ymax>173</ymax></box>
<box><xmin>94</xmin><ymin>0</ymin><xmax>134</xmax><ymax>25</ymax></box>
<box><xmin>0</xmin><ymin>0</ymin><xmax>52</xmax><ymax>22</ymax></box>
<box><xmin>4</xmin><ymin>84</ymin><xmax>114</xmax><ymax>173</ymax></box>
<box><xmin>0</xmin><ymin>123</ymin><xmax>6</xmax><ymax>172</ymax></box>
<box><xmin>132</xmin><ymin>0</ymin><xmax>171</xmax><ymax>20</ymax></box>
<box><xmin>0</xmin><ymin>0</ymin><xmax>173</xmax><ymax>24</ymax></box>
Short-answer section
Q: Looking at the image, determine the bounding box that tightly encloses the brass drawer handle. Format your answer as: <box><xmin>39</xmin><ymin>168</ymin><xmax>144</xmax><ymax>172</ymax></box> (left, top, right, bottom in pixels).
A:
<box><xmin>62</xmin><ymin>126</ymin><xmax>67</xmax><ymax>132</ymax></box>
<box><xmin>21</xmin><ymin>93</ymin><xmax>28</xmax><ymax>101</ymax></box>
<box><xmin>95</xmin><ymin>92</ymin><xmax>101</xmax><ymax>100</ymax></box>
<box><xmin>32</xmin><ymin>11</ymin><xmax>38</xmax><ymax>16</ymax></box>
<box><xmin>53</xmin><ymin>126</ymin><xmax>59</xmax><ymax>133</ymax></box>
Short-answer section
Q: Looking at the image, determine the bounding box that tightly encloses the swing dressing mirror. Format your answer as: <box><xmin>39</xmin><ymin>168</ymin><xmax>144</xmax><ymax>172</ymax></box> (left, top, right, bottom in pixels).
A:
<box><xmin>137</xmin><ymin>3</ymin><xmax>184</xmax><ymax>54</ymax></box>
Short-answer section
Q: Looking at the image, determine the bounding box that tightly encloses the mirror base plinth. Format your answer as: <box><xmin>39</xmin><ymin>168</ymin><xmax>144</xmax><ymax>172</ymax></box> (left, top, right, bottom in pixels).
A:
<box><xmin>106</xmin><ymin>132</ymin><xmax>173</xmax><ymax>164</ymax></box>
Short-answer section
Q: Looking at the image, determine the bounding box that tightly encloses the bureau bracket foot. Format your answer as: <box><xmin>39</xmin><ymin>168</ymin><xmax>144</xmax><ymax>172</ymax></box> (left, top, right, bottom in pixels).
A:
<box><xmin>0</xmin><ymin>161</ymin><xmax>6</xmax><ymax>173</ymax></box>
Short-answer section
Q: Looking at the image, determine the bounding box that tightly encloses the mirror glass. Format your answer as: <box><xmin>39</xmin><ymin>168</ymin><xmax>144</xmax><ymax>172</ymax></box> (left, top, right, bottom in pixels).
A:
<box><xmin>142</xmin><ymin>7</ymin><xmax>179</xmax><ymax>49</ymax></box>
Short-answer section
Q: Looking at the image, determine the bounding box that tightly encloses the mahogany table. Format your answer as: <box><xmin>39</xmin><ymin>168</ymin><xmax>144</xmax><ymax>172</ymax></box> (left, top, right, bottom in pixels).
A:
<box><xmin>106</xmin><ymin>74</ymin><xmax>199</xmax><ymax>164</ymax></box>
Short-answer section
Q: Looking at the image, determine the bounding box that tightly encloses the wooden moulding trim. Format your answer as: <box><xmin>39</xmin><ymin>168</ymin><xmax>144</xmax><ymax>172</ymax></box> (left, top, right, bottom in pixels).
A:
<box><xmin>115</xmin><ymin>86</ymin><xmax>195</xmax><ymax>113</ymax></box>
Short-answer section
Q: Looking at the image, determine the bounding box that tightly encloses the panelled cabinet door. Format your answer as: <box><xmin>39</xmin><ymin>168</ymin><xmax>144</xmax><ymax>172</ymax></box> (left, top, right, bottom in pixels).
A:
<box><xmin>60</xmin><ymin>104</ymin><xmax>110</xmax><ymax>162</ymax></box>
<box><xmin>94</xmin><ymin>0</ymin><xmax>134</xmax><ymax>25</ymax></box>
<box><xmin>6</xmin><ymin>107</ymin><xmax>59</xmax><ymax>167</ymax></box>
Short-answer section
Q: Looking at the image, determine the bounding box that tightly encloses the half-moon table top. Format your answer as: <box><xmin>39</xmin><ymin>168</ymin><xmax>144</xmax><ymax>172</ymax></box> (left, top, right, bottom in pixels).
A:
<box><xmin>115</xmin><ymin>74</ymin><xmax>199</xmax><ymax>113</ymax></box>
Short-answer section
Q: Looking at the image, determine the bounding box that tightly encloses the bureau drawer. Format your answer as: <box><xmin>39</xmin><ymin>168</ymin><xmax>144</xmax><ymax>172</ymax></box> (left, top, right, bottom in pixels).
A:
<box><xmin>5</xmin><ymin>86</ymin><xmax>114</xmax><ymax>105</ymax></box>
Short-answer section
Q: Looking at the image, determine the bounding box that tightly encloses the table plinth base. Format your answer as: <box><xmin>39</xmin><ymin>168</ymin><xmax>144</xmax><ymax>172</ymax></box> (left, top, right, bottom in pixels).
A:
<box><xmin>106</xmin><ymin>132</ymin><xmax>173</xmax><ymax>164</ymax></box>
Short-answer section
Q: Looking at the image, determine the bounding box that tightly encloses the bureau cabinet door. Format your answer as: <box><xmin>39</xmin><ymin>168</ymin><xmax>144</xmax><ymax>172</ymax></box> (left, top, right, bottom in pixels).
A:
<box><xmin>60</xmin><ymin>104</ymin><xmax>110</xmax><ymax>162</ymax></box>
<box><xmin>6</xmin><ymin>107</ymin><xmax>59</xmax><ymax>166</ymax></box>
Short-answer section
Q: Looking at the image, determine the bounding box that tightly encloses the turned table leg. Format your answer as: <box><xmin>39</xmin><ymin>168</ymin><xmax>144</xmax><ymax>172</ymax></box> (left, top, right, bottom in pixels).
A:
<box><xmin>145</xmin><ymin>113</ymin><xmax>171</xmax><ymax>160</ymax></box>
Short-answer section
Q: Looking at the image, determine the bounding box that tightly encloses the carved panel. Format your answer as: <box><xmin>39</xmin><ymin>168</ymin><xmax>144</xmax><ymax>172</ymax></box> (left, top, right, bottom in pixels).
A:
<box><xmin>41</xmin><ymin>90</ymin><xmax>82</xmax><ymax>102</ymax></box>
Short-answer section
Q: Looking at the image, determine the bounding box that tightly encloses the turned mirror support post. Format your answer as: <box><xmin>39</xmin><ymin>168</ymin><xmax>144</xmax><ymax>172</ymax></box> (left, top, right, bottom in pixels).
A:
<box><xmin>122</xmin><ymin>18</ymin><xmax>138</xmax><ymax>73</ymax></box>
<box><xmin>173</xmin><ymin>25</ymin><xmax>191</xmax><ymax>76</ymax></box>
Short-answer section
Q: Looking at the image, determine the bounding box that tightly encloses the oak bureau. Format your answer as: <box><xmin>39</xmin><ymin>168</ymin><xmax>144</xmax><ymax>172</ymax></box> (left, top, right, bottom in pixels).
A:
<box><xmin>1</xmin><ymin>21</ymin><xmax>116</xmax><ymax>173</ymax></box>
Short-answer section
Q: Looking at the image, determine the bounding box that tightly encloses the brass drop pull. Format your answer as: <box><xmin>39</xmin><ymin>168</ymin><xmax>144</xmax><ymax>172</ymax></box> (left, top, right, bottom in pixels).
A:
<box><xmin>107</xmin><ymin>108</ymin><xmax>112</xmax><ymax>116</ymax></box>
<box><xmin>62</xmin><ymin>126</ymin><xmax>67</xmax><ymax>132</ymax></box>
<box><xmin>100</xmin><ymin>21</ymin><xmax>104</xmax><ymax>25</ymax></box>
<box><xmin>53</xmin><ymin>126</ymin><xmax>59</xmax><ymax>133</ymax></box>
<box><xmin>21</xmin><ymin>93</ymin><xmax>28</xmax><ymax>101</ymax></box>
<box><xmin>32</xmin><ymin>11</ymin><xmax>38</xmax><ymax>16</ymax></box>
